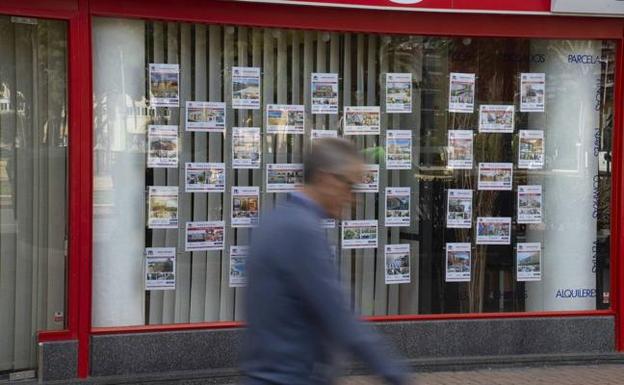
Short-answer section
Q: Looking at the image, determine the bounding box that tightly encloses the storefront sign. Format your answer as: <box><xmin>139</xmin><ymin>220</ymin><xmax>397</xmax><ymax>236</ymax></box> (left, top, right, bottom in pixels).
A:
<box><xmin>238</xmin><ymin>0</ymin><xmax>551</xmax><ymax>13</ymax></box>
<box><xmin>552</xmin><ymin>0</ymin><xmax>624</xmax><ymax>15</ymax></box>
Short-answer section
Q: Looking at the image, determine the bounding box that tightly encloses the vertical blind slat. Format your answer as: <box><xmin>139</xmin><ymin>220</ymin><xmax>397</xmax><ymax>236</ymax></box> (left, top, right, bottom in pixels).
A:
<box><xmin>161</xmin><ymin>22</ymin><xmax>180</xmax><ymax>325</ymax></box>
<box><xmin>148</xmin><ymin>21</ymin><xmax>165</xmax><ymax>325</ymax></box>
<box><xmin>202</xmin><ymin>25</ymin><xmax>222</xmax><ymax>322</ymax></box>
<box><xmin>0</xmin><ymin>19</ymin><xmax>17</xmax><ymax>371</ymax></box>
<box><xmin>375</xmin><ymin>36</ymin><xmax>390</xmax><ymax>316</ymax></box>
<box><xmin>190</xmin><ymin>24</ymin><xmax>208</xmax><ymax>322</ymax></box>
<box><xmin>360</xmin><ymin>34</ymin><xmax>378</xmax><ymax>317</ymax></box>
<box><xmin>175</xmin><ymin>23</ymin><xmax>192</xmax><ymax>323</ymax></box>
<box><xmin>14</xmin><ymin>23</ymin><xmax>36</xmax><ymax>367</ymax></box>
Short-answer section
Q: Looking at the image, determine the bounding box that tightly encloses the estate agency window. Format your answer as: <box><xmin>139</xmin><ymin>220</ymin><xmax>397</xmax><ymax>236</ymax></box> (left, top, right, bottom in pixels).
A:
<box><xmin>0</xmin><ymin>16</ymin><xmax>68</xmax><ymax>372</ymax></box>
<box><xmin>92</xmin><ymin>18</ymin><xmax>614</xmax><ymax>327</ymax></box>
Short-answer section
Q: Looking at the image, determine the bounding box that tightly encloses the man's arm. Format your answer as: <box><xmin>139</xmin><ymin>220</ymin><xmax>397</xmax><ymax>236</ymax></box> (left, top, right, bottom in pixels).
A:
<box><xmin>287</xmin><ymin>223</ymin><xmax>408</xmax><ymax>385</ymax></box>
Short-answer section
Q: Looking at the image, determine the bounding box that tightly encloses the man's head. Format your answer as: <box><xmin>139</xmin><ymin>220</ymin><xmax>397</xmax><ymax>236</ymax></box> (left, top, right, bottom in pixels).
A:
<box><xmin>303</xmin><ymin>137</ymin><xmax>363</xmax><ymax>219</ymax></box>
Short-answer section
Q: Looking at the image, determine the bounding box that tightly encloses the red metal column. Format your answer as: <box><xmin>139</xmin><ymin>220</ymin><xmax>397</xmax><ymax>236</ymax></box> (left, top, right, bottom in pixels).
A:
<box><xmin>614</xmin><ymin>35</ymin><xmax>624</xmax><ymax>352</ymax></box>
<box><xmin>68</xmin><ymin>0</ymin><xmax>93</xmax><ymax>377</ymax></box>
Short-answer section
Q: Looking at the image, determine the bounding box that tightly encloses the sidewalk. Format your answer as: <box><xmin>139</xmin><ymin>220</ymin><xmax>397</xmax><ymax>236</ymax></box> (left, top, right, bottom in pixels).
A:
<box><xmin>339</xmin><ymin>364</ymin><xmax>624</xmax><ymax>385</ymax></box>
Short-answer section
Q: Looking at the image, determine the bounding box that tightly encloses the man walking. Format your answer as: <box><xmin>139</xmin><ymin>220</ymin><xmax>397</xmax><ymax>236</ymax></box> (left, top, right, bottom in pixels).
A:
<box><xmin>242</xmin><ymin>138</ymin><xmax>409</xmax><ymax>385</ymax></box>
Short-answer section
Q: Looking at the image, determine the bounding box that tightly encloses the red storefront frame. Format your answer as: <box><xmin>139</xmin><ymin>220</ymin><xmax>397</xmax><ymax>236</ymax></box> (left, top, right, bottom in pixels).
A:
<box><xmin>1</xmin><ymin>0</ymin><xmax>624</xmax><ymax>379</ymax></box>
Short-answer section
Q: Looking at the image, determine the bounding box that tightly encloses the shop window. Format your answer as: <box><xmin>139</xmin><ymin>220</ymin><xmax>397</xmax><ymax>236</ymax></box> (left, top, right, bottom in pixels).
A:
<box><xmin>92</xmin><ymin>18</ymin><xmax>614</xmax><ymax>326</ymax></box>
<box><xmin>0</xmin><ymin>16</ymin><xmax>68</xmax><ymax>372</ymax></box>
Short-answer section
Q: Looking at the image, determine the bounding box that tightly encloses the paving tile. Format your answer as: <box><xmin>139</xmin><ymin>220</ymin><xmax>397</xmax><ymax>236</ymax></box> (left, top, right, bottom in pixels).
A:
<box><xmin>337</xmin><ymin>364</ymin><xmax>624</xmax><ymax>385</ymax></box>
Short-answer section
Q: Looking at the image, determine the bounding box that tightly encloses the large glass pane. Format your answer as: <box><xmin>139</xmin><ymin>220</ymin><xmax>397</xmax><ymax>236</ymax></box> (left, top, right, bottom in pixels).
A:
<box><xmin>0</xmin><ymin>15</ymin><xmax>68</xmax><ymax>374</ymax></box>
<box><xmin>92</xmin><ymin>18</ymin><xmax>613</xmax><ymax>327</ymax></box>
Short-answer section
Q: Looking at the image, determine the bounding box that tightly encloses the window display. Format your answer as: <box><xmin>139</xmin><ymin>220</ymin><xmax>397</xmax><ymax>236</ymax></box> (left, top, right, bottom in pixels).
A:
<box><xmin>93</xmin><ymin>19</ymin><xmax>615</xmax><ymax>326</ymax></box>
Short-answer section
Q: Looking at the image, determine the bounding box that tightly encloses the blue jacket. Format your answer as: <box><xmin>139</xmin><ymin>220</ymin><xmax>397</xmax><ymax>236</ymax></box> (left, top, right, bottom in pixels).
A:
<box><xmin>242</xmin><ymin>192</ymin><xmax>407</xmax><ymax>385</ymax></box>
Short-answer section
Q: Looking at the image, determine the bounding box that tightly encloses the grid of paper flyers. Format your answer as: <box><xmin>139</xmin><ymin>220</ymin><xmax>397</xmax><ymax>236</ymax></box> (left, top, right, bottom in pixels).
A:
<box><xmin>446</xmin><ymin>72</ymin><xmax>545</xmax><ymax>284</ymax></box>
<box><xmin>144</xmin><ymin>64</ymin><xmax>545</xmax><ymax>290</ymax></box>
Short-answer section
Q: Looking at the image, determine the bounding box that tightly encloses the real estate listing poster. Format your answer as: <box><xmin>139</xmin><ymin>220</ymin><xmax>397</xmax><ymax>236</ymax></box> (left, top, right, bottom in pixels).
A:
<box><xmin>343</xmin><ymin>106</ymin><xmax>381</xmax><ymax>135</ymax></box>
<box><xmin>446</xmin><ymin>189</ymin><xmax>472</xmax><ymax>229</ymax></box>
<box><xmin>478</xmin><ymin>105</ymin><xmax>515</xmax><ymax>133</ymax></box>
<box><xmin>147</xmin><ymin>125</ymin><xmax>178</xmax><ymax>168</ymax></box>
<box><xmin>185</xmin><ymin>162</ymin><xmax>225</xmax><ymax>193</ymax></box>
<box><xmin>342</xmin><ymin>220</ymin><xmax>378</xmax><ymax>249</ymax></box>
<box><xmin>520</xmin><ymin>73</ymin><xmax>545</xmax><ymax>112</ymax></box>
<box><xmin>229</xmin><ymin>246</ymin><xmax>248</xmax><ymax>288</ymax></box>
<box><xmin>147</xmin><ymin>186</ymin><xmax>178</xmax><ymax>229</ymax></box>
<box><xmin>476</xmin><ymin>217</ymin><xmax>512</xmax><ymax>245</ymax></box>
<box><xmin>311</xmin><ymin>129</ymin><xmax>338</xmax><ymax>142</ymax></box>
<box><xmin>232</xmin><ymin>127</ymin><xmax>261</xmax><ymax>169</ymax></box>
<box><xmin>447</xmin><ymin>130</ymin><xmax>473</xmax><ymax>169</ymax></box>
<box><xmin>384</xmin><ymin>244</ymin><xmax>411</xmax><ymax>284</ymax></box>
<box><xmin>353</xmin><ymin>164</ymin><xmax>380</xmax><ymax>193</ymax></box>
<box><xmin>445</xmin><ymin>243</ymin><xmax>471</xmax><ymax>282</ymax></box>
<box><xmin>231</xmin><ymin>186</ymin><xmax>259</xmax><ymax>227</ymax></box>
<box><xmin>478</xmin><ymin>162</ymin><xmax>513</xmax><ymax>191</ymax></box>
<box><xmin>448</xmin><ymin>72</ymin><xmax>475</xmax><ymax>113</ymax></box>
<box><xmin>185</xmin><ymin>101</ymin><xmax>226</xmax><ymax>132</ymax></box>
<box><xmin>149</xmin><ymin>63</ymin><xmax>179</xmax><ymax>107</ymax></box>
<box><xmin>516</xmin><ymin>242</ymin><xmax>542</xmax><ymax>281</ymax></box>
<box><xmin>145</xmin><ymin>247</ymin><xmax>176</xmax><ymax>290</ymax></box>
<box><xmin>385</xmin><ymin>187</ymin><xmax>410</xmax><ymax>227</ymax></box>
<box><xmin>517</xmin><ymin>185</ymin><xmax>542</xmax><ymax>224</ymax></box>
<box><xmin>185</xmin><ymin>221</ymin><xmax>225</xmax><ymax>252</ymax></box>
<box><xmin>311</xmin><ymin>73</ymin><xmax>339</xmax><ymax>114</ymax></box>
<box><xmin>266</xmin><ymin>163</ymin><xmax>304</xmax><ymax>192</ymax></box>
<box><xmin>385</xmin><ymin>73</ymin><xmax>412</xmax><ymax>113</ymax></box>
<box><xmin>518</xmin><ymin>130</ymin><xmax>545</xmax><ymax>169</ymax></box>
<box><xmin>386</xmin><ymin>130</ymin><xmax>412</xmax><ymax>170</ymax></box>
<box><xmin>232</xmin><ymin>66</ymin><xmax>261</xmax><ymax>109</ymax></box>
<box><xmin>266</xmin><ymin>104</ymin><xmax>305</xmax><ymax>134</ymax></box>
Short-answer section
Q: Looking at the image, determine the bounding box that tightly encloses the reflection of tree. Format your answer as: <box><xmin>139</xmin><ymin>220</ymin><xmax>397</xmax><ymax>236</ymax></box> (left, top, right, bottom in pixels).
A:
<box><xmin>0</xmin><ymin>19</ymin><xmax>68</xmax><ymax>217</ymax></box>
<box><xmin>466</xmin><ymin>43</ymin><xmax>509</xmax><ymax>314</ymax></box>
<box><xmin>442</xmin><ymin>39</ymin><xmax>511</xmax><ymax>313</ymax></box>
